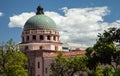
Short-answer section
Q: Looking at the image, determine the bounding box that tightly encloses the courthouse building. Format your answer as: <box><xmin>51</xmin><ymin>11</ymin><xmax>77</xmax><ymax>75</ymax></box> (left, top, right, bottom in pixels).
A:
<box><xmin>20</xmin><ymin>6</ymin><xmax>85</xmax><ymax>76</ymax></box>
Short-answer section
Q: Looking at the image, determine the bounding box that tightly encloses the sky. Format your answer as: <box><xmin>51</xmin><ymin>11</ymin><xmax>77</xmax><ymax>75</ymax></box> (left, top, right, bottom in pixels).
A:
<box><xmin>0</xmin><ymin>0</ymin><xmax>120</xmax><ymax>49</ymax></box>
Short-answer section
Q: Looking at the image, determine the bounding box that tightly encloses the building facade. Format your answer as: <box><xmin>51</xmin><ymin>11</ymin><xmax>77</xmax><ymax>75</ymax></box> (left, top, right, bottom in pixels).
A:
<box><xmin>20</xmin><ymin>6</ymin><xmax>85</xmax><ymax>76</ymax></box>
<box><xmin>20</xmin><ymin>6</ymin><xmax>63</xmax><ymax>76</ymax></box>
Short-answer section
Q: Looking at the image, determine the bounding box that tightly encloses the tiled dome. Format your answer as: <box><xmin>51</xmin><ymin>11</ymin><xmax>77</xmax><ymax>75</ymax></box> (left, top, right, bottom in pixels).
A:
<box><xmin>24</xmin><ymin>6</ymin><xmax>56</xmax><ymax>30</ymax></box>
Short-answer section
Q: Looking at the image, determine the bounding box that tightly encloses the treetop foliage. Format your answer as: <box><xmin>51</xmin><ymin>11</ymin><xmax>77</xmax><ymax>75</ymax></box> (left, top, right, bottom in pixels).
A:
<box><xmin>0</xmin><ymin>39</ymin><xmax>28</xmax><ymax>76</ymax></box>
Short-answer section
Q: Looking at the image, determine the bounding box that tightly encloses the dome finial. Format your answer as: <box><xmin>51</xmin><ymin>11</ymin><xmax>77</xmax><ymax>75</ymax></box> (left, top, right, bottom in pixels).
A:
<box><xmin>36</xmin><ymin>5</ymin><xmax>44</xmax><ymax>15</ymax></box>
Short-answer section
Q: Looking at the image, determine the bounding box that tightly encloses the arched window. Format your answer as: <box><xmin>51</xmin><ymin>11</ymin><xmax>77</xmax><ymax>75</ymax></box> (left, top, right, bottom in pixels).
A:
<box><xmin>22</xmin><ymin>37</ymin><xmax>24</xmax><ymax>42</ymax></box>
<box><xmin>40</xmin><ymin>35</ymin><xmax>44</xmax><ymax>40</ymax></box>
<box><xmin>26</xmin><ymin>36</ymin><xmax>29</xmax><ymax>41</ymax></box>
<box><xmin>32</xmin><ymin>35</ymin><xmax>36</xmax><ymax>40</ymax></box>
<box><xmin>38</xmin><ymin>62</ymin><xmax>40</xmax><ymax>68</ymax></box>
<box><xmin>53</xmin><ymin>36</ymin><xmax>56</xmax><ymax>41</ymax></box>
<box><xmin>47</xmin><ymin>35</ymin><xmax>50</xmax><ymax>40</ymax></box>
<box><xmin>39</xmin><ymin>46</ymin><xmax>43</xmax><ymax>50</ymax></box>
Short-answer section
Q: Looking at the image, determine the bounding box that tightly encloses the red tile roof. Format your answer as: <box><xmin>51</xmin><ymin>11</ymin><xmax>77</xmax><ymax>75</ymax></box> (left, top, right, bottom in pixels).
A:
<box><xmin>44</xmin><ymin>50</ymin><xmax>86</xmax><ymax>58</ymax></box>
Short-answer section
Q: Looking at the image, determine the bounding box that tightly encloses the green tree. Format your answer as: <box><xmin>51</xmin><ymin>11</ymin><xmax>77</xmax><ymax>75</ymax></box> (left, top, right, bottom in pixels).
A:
<box><xmin>86</xmin><ymin>27</ymin><xmax>120</xmax><ymax>75</ymax></box>
<box><xmin>50</xmin><ymin>51</ymin><xmax>88</xmax><ymax>76</ymax></box>
<box><xmin>67</xmin><ymin>55</ymin><xmax>88</xmax><ymax>76</ymax></box>
<box><xmin>92</xmin><ymin>27</ymin><xmax>120</xmax><ymax>69</ymax></box>
<box><xmin>86</xmin><ymin>47</ymin><xmax>94</xmax><ymax>57</ymax></box>
<box><xmin>86</xmin><ymin>47</ymin><xmax>99</xmax><ymax>70</ymax></box>
<box><xmin>0</xmin><ymin>39</ymin><xmax>28</xmax><ymax>76</ymax></box>
<box><xmin>114</xmin><ymin>65</ymin><xmax>120</xmax><ymax>76</ymax></box>
<box><xmin>50</xmin><ymin>51</ymin><xmax>68</xmax><ymax>76</ymax></box>
<box><xmin>94</xmin><ymin>41</ymin><xmax>116</xmax><ymax>65</ymax></box>
<box><xmin>91</xmin><ymin>66</ymin><xmax>104</xmax><ymax>76</ymax></box>
<box><xmin>103</xmin><ymin>65</ymin><xmax>114</xmax><ymax>76</ymax></box>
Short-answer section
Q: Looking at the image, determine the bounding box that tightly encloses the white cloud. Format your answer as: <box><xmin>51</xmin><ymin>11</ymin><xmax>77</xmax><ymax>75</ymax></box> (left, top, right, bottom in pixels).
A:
<box><xmin>8</xmin><ymin>12</ymin><xmax>35</xmax><ymax>28</ymax></box>
<box><xmin>0</xmin><ymin>12</ymin><xmax>3</xmax><ymax>16</ymax></box>
<box><xmin>8</xmin><ymin>6</ymin><xmax>120</xmax><ymax>49</ymax></box>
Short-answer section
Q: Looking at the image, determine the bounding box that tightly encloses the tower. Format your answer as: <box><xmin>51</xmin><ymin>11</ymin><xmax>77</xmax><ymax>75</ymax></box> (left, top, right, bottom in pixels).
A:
<box><xmin>20</xmin><ymin>6</ymin><xmax>62</xmax><ymax>76</ymax></box>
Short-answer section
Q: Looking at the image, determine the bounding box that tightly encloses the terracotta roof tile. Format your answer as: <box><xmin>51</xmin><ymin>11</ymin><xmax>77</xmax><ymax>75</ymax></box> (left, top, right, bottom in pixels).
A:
<box><xmin>44</xmin><ymin>50</ymin><xmax>86</xmax><ymax>58</ymax></box>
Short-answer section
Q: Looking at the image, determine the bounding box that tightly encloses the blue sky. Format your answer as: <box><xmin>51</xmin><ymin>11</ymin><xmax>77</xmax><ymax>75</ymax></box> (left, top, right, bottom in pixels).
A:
<box><xmin>0</xmin><ymin>0</ymin><xmax>120</xmax><ymax>48</ymax></box>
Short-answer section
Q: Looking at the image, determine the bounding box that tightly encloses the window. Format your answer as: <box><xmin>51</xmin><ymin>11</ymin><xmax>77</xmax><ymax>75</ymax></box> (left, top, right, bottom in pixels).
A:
<box><xmin>32</xmin><ymin>35</ymin><xmax>36</xmax><ymax>40</ymax></box>
<box><xmin>26</xmin><ymin>36</ymin><xmax>29</xmax><ymax>41</ymax></box>
<box><xmin>53</xmin><ymin>36</ymin><xmax>56</xmax><ymax>41</ymax></box>
<box><xmin>47</xmin><ymin>35</ymin><xmax>50</xmax><ymax>40</ymax></box>
<box><xmin>40</xmin><ymin>35</ymin><xmax>44</xmax><ymax>40</ymax></box>
<box><xmin>39</xmin><ymin>46</ymin><xmax>43</xmax><ymax>50</ymax></box>
<box><xmin>25</xmin><ymin>46</ymin><xmax>28</xmax><ymax>50</ymax></box>
<box><xmin>22</xmin><ymin>37</ymin><xmax>24</xmax><ymax>42</ymax></box>
<box><xmin>38</xmin><ymin>62</ymin><xmax>40</xmax><ymax>68</ymax></box>
<box><xmin>45</xmin><ymin>68</ymin><xmax>48</xmax><ymax>74</ymax></box>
